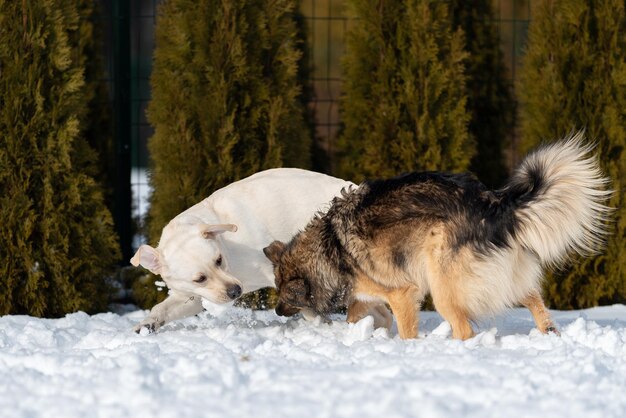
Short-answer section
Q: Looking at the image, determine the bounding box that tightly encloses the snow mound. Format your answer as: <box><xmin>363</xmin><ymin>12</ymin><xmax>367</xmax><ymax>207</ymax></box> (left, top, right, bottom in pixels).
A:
<box><xmin>1</xmin><ymin>305</ymin><xmax>626</xmax><ymax>417</ymax></box>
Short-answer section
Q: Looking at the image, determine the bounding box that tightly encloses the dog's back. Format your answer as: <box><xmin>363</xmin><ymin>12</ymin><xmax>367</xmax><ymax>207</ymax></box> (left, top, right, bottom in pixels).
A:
<box><xmin>206</xmin><ymin>168</ymin><xmax>352</xmax><ymax>243</ymax></box>
<box><xmin>329</xmin><ymin>171</ymin><xmax>503</xmax><ymax>256</ymax></box>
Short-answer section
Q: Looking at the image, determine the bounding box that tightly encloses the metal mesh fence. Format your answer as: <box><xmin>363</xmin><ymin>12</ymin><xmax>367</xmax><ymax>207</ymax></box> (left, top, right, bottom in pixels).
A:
<box><xmin>302</xmin><ymin>0</ymin><xmax>531</xmax><ymax>172</ymax></box>
<box><xmin>95</xmin><ymin>0</ymin><xmax>532</xmax><ymax>252</ymax></box>
<box><xmin>129</xmin><ymin>1</ymin><xmax>158</xmax><ymax>249</ymax></box>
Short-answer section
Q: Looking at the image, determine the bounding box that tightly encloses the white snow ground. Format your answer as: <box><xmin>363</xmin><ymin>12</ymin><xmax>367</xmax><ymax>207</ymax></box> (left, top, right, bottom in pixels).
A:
<box><xmin>1</xmin><ymin>304</ymin><xmax>625</xmax><ymax>418</ymax></box>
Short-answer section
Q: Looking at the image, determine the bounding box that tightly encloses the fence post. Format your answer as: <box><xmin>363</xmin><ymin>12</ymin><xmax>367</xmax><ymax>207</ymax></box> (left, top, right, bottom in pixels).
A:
<box><xmin>112</xmin><ymin>0</ymin><xmax>132</xmax><ymax>263</ymax></box>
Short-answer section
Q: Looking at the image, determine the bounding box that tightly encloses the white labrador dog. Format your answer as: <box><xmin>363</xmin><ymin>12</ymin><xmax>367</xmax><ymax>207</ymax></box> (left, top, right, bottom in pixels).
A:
<box><xmin>131</xmin><ymin>168</ymin><xmax>391</xmax><ymax>333</ymax></box>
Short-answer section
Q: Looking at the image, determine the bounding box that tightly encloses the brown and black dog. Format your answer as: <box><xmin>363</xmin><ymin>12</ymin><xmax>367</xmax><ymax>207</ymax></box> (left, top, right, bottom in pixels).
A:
<box><xmin>264</xmin><ymin>134</ymin><xmax>612</xmax><ymax>339</ymax></box>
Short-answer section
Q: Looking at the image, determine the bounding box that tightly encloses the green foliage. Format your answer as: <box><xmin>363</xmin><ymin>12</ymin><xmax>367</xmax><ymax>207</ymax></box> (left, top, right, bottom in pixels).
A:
<box><xmin>0</xmin><ymin>0</ymin><xmax>121</xmax><ymax>316</ymax></box>
<box><xmin>141</xmin><ymin>0</ymin><xmax>312</xmax><ymax>308</ymax></box>
<box><xmin>130</xmin><ymin>268</ymin><xmax>168</xmax><ymax>310</ymax></box>
<box><xmin>146</xmin><ymin>0</ymin><xmax>312</xmax><ymax>241</ymax></box>
<box><xmin>450</xmin><ymin>0</ymin><xmax>515</xmax><ymax>188</ymax></box>
<box><xmin>519</xmin><ymin>0</ymin><xmax>626</xmax><ymax>308</ymax></box>
<box><xmin>337</xmin><ymin>0</ymin><xmax>474</xmax><ymax>181</ymax></box>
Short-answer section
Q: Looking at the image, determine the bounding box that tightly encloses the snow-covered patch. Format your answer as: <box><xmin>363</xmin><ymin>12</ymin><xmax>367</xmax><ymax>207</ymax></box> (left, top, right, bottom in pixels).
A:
<box><xmin>1</xmin><ymin>305</ymin><xmax>626</xmax><ymax>417</ymax></box>
<box><xmin>131</xmin><ymin>167</ymin><xmax>151</xmax><ymax>248</ymax></box>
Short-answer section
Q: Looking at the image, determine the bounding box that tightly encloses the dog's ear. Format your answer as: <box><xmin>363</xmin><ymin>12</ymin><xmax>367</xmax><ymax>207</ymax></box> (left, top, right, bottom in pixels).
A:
<box><xmin>263</xmin><ymin>240</ymin><xmax>286</xmax><ymax>264</ymax></box>
<box><xmin>200</xmin><ymin>224</ymin><xmax>238</xmax><ymax>239</ymax></box>
<box><xmin>130</xmin><ymin>245</ymin><xmax>162</xmax><ymax>274</ymax></box>
<box><xmin>283</xmin><ymin>278</ymin><xmax>310</xmax><ymax>307</ymax></box>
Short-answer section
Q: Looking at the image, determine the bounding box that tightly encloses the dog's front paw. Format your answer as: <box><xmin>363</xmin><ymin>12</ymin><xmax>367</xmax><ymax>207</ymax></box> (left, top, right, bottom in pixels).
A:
<box><xmin>133</xmin><ymin>319</ymin><xmax>163</xmax><ymax>335</ymax></box>
<box><xmin>545</xmin><ymin>326</ymin><xmax>561</xmax><ymax>336</ymax></box>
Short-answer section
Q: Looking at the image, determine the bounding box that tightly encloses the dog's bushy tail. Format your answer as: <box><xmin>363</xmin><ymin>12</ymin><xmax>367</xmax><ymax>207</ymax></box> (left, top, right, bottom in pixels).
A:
<box><xmin>502</xmin><ymin>131</ymin><xmax>613</xmax><ymax>267</ymax></box>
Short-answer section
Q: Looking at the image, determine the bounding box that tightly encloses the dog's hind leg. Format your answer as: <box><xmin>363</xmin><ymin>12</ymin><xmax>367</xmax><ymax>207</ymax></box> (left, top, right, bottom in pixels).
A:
<box><xmin>430</xmin><ymin>287</ymin><xmax>474</xmax><ymax>340</ymax></box>
<box><xmin>441</xmin><ymin>308</ymin><xmax>474</xmax><ymax>340</ymax></box>
<box><xmin>427</xmin><ymin>270</ymin><xmax>474</xmax><ymax>339</ymax></box>
<box><xmin>423</xmin><ymin>226</ymin><xmax>474</xmax><ymax>340</ymax></box>
<box><xmin>521</xmin><ymin>290</ymin><xmax>559</xmax><ymax>335</ymax></box>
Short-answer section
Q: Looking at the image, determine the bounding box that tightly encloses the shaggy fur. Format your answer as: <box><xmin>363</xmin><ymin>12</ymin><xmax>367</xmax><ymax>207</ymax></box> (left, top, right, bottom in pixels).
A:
<box><xmin>265</xmin><ymin>132</ymin><xmax>612</xmax><ymax>339</ymax></box>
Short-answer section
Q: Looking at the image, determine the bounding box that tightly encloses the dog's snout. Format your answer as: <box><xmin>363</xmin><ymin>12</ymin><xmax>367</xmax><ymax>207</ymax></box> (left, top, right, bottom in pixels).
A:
<box><xmin>275</xmin><ymin>302</ymin><xmax>299</xmax><ymax>317</ymax></box>
<box><xmin>227</xmin><ymin>284</ymin><xmax>242</xmax><ymax>300</ymax></box>
<box><xmin>275</xmin><ymin>303</ymin><xmax>286</xmax><ymax>317</ymax></box>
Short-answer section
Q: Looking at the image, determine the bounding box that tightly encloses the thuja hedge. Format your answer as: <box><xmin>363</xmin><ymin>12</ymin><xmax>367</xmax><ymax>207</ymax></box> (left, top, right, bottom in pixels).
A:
<box><xmin>519</xmin><ymin>0</ymin><xmax>626</xmax><ymax>309</ymax></box>
<box><xmin>337</xmin><ymin>0</ymin><xmax>474</xmax><ymax>181</ymax></box>
<box><xmin>0</xmin><ymin>0</ymin><xmax>120</xmax><ymax>316</ymax></box>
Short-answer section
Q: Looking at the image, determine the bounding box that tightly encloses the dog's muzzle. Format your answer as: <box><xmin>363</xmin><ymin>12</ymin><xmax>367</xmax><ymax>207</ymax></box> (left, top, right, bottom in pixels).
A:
<box><xmin>226</xmin><ymin>284</ymin><xmax>242</xmax><ymax>300</ymax></box>
<box><xmin>275</xmin><ymin>301</ymin><xmax>300</xmax><ymax>317</ymax></box>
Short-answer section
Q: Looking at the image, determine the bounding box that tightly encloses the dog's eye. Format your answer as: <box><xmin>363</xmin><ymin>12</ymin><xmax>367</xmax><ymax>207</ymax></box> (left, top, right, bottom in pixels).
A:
<box><xmin>194</xmin><ymin>274</ymin><xmax>207</xmax><ymax>284</ymax></box>
<box><xmin>215</xmin><ymin>255</ymin><xmax>223</xmax><ymax>267</ymax></box>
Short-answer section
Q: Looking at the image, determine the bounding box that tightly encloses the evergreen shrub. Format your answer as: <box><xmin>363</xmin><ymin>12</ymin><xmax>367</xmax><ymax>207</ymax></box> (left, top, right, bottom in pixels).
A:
<box><xmin>450</xmin><ymin>0</ymin><xmax>515</xmax><ymax>188</ymax></box>
<box><xmin>337</xmin><ymin>0</ymin><xmax>474</xmax><ymax>181</ymax></box>
<box><xmin>519</xmin><ymin>0</ymin><xmax>626</xmax><ymax>308</ymax></box>
<box><xmin>0</xmin><ymin>0</ymin><xmax>121</xmax><ymax>316</ymax></box>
